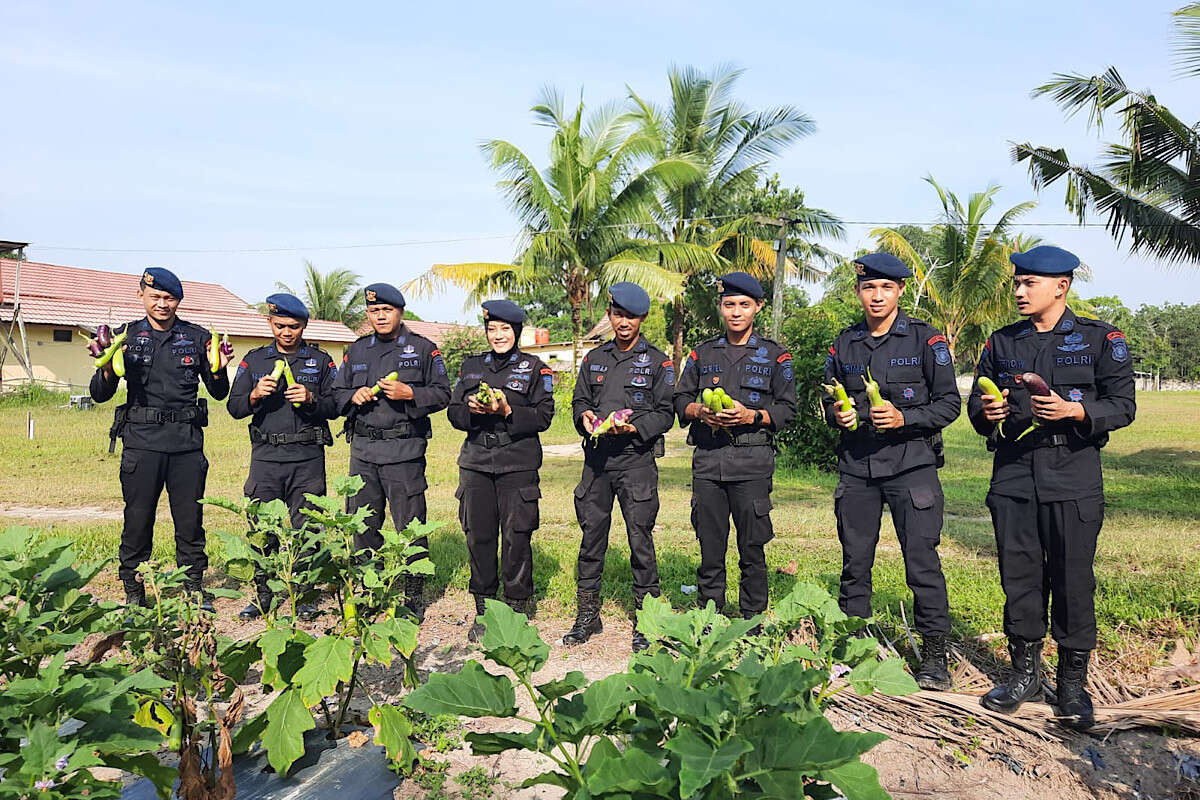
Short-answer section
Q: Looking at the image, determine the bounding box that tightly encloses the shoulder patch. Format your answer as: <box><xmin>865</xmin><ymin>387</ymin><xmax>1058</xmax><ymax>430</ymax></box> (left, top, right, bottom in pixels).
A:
<box><xmin>828</xmin><ymin>346</ymin><xmax>836</xmax><ymax>356</ymax></box>
<box><xmin>777</xmin><ymin>352</ymin><xmax>792</xmax><ymax>363</ymax></box>
<box><xmin>927</xmin><ymin>334</ymin><xmax>947</xmax><ymax>346</ymax></box>
<box><xmin>540</xmin><ymin>367</ymin><xmax>553</xmax><ymax>375</ymax></box>
<box><xmin>1107</xmin><ymin>330</ymin><xmax>1128</xmax><ymax>362</ymax></box>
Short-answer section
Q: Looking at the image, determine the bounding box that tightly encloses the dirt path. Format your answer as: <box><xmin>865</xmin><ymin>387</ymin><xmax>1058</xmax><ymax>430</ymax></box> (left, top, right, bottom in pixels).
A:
<box><xmin>0</xmin><ymin>503</ymin><xmax>123</xmax><ymax>521</ymax></box>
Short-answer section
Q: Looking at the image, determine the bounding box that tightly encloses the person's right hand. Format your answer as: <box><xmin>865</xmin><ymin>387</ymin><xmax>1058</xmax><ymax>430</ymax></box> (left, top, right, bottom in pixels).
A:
<box><xmin>351</xmin><ymin>386</ymin><xmax>377</xmax><ymax>406</ymax></box>
<box><xmin>981</xmin><ymin>389</ymin><xmax>1010</xmax><ymax>422</ymax></box>
<box><xmin>835</xmin><ymin>398</ymin><xmax>858</xmax><ymax>429</ymax></box>
<box><xmin>251</xmin><ymin>375</ymin><xmax>278</xmax><ymax>403</ymax></box>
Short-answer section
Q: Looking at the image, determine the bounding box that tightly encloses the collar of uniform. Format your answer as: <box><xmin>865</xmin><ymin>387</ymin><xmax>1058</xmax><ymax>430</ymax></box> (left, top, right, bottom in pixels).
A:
<box><xmin>713</xmin><ymin>332</ymin><xmax>759</xmax><ymax>348</ymax></box>
<box><xmin>889</xmin><ymin>311</ymin><xmax>912</xmax><ymax>336</ymax></box>
<box><xmin>266</xmin><ymin>343</ymin><xmax>278</xmax><ymax>357</ymax></box>
<box><xmin>367</xmin><ymin>328</ymin><xmax>406</xmax><ymax>348</ymax></box>
<box><xmin>1014</xmin><ymin>320</ymin><xmax>1036</xmax><ymax>339</ymax></box>
<box><xmin>610</xmin><ymin>335</ymin><xmax>647</xmax><ymax>361</ymax></box>
<box><xmin>1052</xmin><ymin>308</ymin><xmax>1078</xmax><ymax>335</ymax></box>
<box><xmin>851</xmin><ymin>322</ymin><xmax>867</xmax><ymax>341</ymax></box>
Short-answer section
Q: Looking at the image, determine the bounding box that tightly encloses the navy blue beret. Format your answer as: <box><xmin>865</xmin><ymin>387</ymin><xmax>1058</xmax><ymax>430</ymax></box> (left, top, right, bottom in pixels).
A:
<box><xmin>363</xmin><ymin>283</ymin><xmax>405</xmax><ymax>308</ymax></box>
<box><xmin>140</xmin><ymin>267</ymin><xmax>183</xmax><ymax>299</ymax></box>
<box><xmin>853</xmin><ymin>253</ymin><xmax>912</xmax><ymax>281</ymax></box>
<box><xmin>607</xmin><ymin>282</ymin><xmax>651</xmax><ymax>316</ymax></box>
<box><xmin>716</xmin><ymin>271</ymin><xmax>764</xmax><ymax>300</ymax></box>
<box><xmin>481</xmin><ymin>299</ymin><xmax>526</xmax><ymax>325</ymax></box>
<box><xmin>1010</xmin><ymin>245</ymin><xmax>1079</xmax><ymax>276</ymax></box>
<box><xmin>265</xmin><ymin>292</ymin><xmax>309</xmax><ymax>321</ymax></box>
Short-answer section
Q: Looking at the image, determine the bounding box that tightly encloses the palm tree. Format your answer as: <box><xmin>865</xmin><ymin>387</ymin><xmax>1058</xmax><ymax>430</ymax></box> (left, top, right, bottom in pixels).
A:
<box><xmin>871</xmin><ymin>177</ymin><xmax>1035</xmax><ymax>361</ymax></box>
<box><xmin>626</xmin><ymin>65</ymin><xmax>842</xmax><ymax>364</ymax></box>
<box><xmin>405</xmin><ymin>88</ymin><xmax>702</xmax><ymax>367</ymax></box>
<box><xmin>1012</xmin><ymin>4</ymin><xmax>1200</xmax><ymax>266</ymax></box>
<box><xmin>275</xmin><ymin>261</ymin><xmax>365</xmax><ymax>329</ymax></box>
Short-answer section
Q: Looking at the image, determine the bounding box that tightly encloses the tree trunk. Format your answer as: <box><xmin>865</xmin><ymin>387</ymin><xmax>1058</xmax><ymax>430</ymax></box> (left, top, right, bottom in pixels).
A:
<box><xmin>672</xmin><ymin>294</ymin><xmax>685</xmax><ymax>368</ymax></box>
<box><xmin>568</xmin><ymin>273</ymin><xmax>586</xmax><ymax>371</ymax></box>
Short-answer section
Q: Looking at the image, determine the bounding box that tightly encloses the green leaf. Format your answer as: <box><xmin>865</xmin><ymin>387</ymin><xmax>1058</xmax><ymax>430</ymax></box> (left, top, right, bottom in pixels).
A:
<box><xmin>774</xmin><ymin>582</ymin><xmax>845</xmax><ymax>628</ymax></box>
<box><xmin>755</xmin><ymin>661</ymin><xmax>825</xmax><ymax>706</ymax></box>
<box><xmin>535</xmin><ymin>671</ymin><xmax>587</xmax><ymax>700</ymax></box>
<box><xmin>554</xmin><ymin>673</ymin><xmax>630</xmax><ymax>740</ymax></box>
<box><xmin>753</xmin><ymin>769</ymin><xmax>808</xmax><ymax>799</ymax></box>
<box><xmin>846</xmin><ymin>658</ymin><xmax>920</xmax><ymax>697</ymax></box>
<box><xmin>231</xmin><ymin>711</ymin><xmax>269</xmax><ymax>755</ymax></box>
<box><xmin>403</xmin><ymin>661</ymin><xmax>517</xmax><ymax>718</ymax></box>
<box><xmin>519</xmin><ymin>771</ymin><xmax>573</xmax><ymax>790</ymax></box>
<box><xmin>479</xmin><ymin>599</ymin><xmax>549</xmax><ymax>676</ymax></box>
<box><xmin>293</xmin><ymin>635</ymin><xmax>355</xmax><ymax>705</ymax></box>
<box><xmin>743</xmin><ymin>716</ymin><xmax>886</xmax><ymax>773</ymax></box>
<box><xmin>369</xmin><ymin>704</ymin><xmax>417</xmax><ymax>772</ymax></box>
<box><xmin>836</xmin><ymin>635</ymin><xmax>880</xmax><ymax>667</ymax></box>
<box><xmin>465</xmin><ymin>730</ymin><xmax>545</xmax><ymax>755</ymax></box>
<box><xmin>585</xmin><ymin>737</ymin><xmax>675</xmax><ymax>796</ymax></box>
<box><xmin>635</xmin><ymin>593</ymin><xmax>694</xmax><ymax>644</ymax></box>
<box><xmin>102</xmin><ymin>753</ymin><xmax>177</xmax><ymax>800</ymax></box>
<box><xmin>816</xmin><ymin>759</ymin><xmax>891</xmax><ymax>800</ymax></box>
<box><xmin>664</xmin><ymin>728</ymin><xmax>751</xmax><ymax>798</ymax></box>
<box><xmin>263</xmin><ymin>688</ymin><xmax>316</xmax><ymax>776</ymax></box>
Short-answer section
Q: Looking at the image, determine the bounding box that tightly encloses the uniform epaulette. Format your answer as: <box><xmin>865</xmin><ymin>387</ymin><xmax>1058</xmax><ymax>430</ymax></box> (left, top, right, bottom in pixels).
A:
<box><xmin>1072</xmin><ymin>315</ymin><xmax>1111</xmax><ymax>330</ymax></box>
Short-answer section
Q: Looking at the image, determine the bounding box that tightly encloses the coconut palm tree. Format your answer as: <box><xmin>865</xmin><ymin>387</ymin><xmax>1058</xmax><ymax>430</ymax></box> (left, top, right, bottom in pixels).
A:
<box><xmin>404</xmin><ymin>88</ymin><xmax>702</xmax><ymax>367</ymax></box>
<box><xmin>871</xmin><ymin>177</ymin><xmax>1036</xmax><ymax>361</ymax></box>
<box><xmin>1012</xmin><ymin>4</ymin><xmax>1200</xmax><ymax>266</ymax></box>
<box><xmin>626</xmin><ymin>65</ymin><xmax>842</xmax><ymax>364</ymax></box>
<box><xmin>273</xmin><ymin>261</ymin><xmax>366</xmax><ymax>329</ymax></box>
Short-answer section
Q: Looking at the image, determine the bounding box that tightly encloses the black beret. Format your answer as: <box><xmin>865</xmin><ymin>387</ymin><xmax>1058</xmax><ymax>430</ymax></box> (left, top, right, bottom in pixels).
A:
<box><xmin>607</xmin><ymin>282</ymin><xmax>651</xmax><ymax>316</ymax></box>
<box><xmin>481</xmin><ymin>299</ymin><xmax>526</xmax><ymax>325</ymax></box>
<box><xmin>363</xmin><ymin>283</ymin><xmax>405</xmax><ymax>308</ymax></box>
<box><xmin>140</xmin><ymin>267</ymin><xmax>183</xmax><ymax>299</ymax></box>
<box><xmin>264</xmin><ymin>292</ymin><xmax>309</xmax><ymax>321</ymax></box>
<box><xmin>1010</xmin><ymin>245</ymin><xmax>1079</xmax><ymax>276</ymax></box>
<box><xmin>853</xmin><ymin>253</ymin><xmax>912</xmax><ymax>281</ymax></box>
<box><xmin>716</xmin><ymin>271</ymin><xmax>764</xmax><ymax>300</ymax></box>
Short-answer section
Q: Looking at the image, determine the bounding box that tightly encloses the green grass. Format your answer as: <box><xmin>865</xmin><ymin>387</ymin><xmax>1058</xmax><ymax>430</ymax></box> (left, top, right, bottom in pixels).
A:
<box><xmin>1</xmin><ymin>390</ymin><xmax>1197</xmax><ymax>655</ymax></box>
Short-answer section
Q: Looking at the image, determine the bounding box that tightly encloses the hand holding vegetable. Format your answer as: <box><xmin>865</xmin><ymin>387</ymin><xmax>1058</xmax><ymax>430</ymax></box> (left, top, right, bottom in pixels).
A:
<box><xmin>1014</xmin><ymin>372</ymin><xmax>1051</xmax><ymax>441</ymax></box>
<box><xmin>588</xmin><ymin>408</ymin><xmax>633</xmax><ymax>438</ymax></box>
<box><xmin>976</xmin><ymin>376</ymin><xmax>1009</xmax><ymax>435</ymax></box>
<box><xmin>92</xmin><ymin>328</ymin><xmax>129</xmax><ymax>378</ymax></box>
<box><xmin>869</xmin><ymin>400</ymin><xmax>905</xmax><ymax>431</ymax></box>
<box><xmin>377</xmin><ymin>376</ymin><xmax>414</xmax><ymax>401</ymax></box>
<box><xmin>283</xmin><ymin>382</ymin><xmax>311</xmax><ymax>405</ymax></box>
<box><xmin>716</xmin><ymin>397</ymin><xmax>755</xmax><ymax>427</ymax></box>
<box><xmin>1031</xmin><ymin>388</ymin><xmax>1085</xmax><ymax>423</ymax></box>
<box><xmin>822</xmin><ymin>379</ymin><xmax>858</xmax><ymax>431</ymax></box>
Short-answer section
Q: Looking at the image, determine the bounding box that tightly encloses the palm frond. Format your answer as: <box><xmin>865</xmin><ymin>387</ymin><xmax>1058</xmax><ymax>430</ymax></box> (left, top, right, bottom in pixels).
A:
<box><xmin>1173</xmin><ymin>3</ymin><xmax>1200</xmax><ymax>78</ymax></box>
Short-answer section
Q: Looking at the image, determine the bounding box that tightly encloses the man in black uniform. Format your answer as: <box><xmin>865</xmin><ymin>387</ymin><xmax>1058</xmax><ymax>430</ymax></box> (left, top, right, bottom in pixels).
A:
<box><xmin>969</xmin><ymin>245</ymin><xmax>1135</xmax><ymax>729</ymax></box>
<box><xmin>563</xmin><ymin>283</ymin><xmax>675</xmax><ymax>651</ymax></box>
<box><xmin>332</xmin><ymin>283</ymin><xmax>450</xmax><ymax>620</ymax></box>
<box><xmin>822</xmin><ymin>253</ymin><xmax>961</xmax><ymax>689</ymax></box>
<box><xmin>227</xmin><ymin>293</ymin><xmax>339</xmax><ymax>620</ymax></box>
<box><xmin>674</xmin><ymin>272</ymin><xmax>796</xmax><ymax>620</ymax></box>
<box><xmin>88</xmin><ymin>267</ymin><xmax>231</xmax><ymax>609</ymax></box>
<box><xmin>447</xmin><ymin>300</ymin><xmax>554</xmax><ymax>640</ymax></box>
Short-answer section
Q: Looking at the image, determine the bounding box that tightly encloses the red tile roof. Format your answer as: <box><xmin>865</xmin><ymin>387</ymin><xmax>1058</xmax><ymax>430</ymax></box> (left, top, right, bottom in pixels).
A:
<box><xmin>0</xmin><ymin>258</ymin><xmax>358</xmax><ymax>343</ymax></box>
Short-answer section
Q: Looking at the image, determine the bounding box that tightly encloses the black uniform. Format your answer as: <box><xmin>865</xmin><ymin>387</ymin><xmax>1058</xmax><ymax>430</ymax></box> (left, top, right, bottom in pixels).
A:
<box><xmin>673</xmin><ymin>333</ymin><xmax>797</xmax><ymax>615</ymax></box>
<box><xmin>968</xmin><ymin>308</ymin><xmax>1135</xmax><ymax>650</ymax></box>
<box><xmin>571</xmin><ymin>336</ymin><xmax>675</xmax><ymax>602</ymax></box>
<box><xmin>227</xmin><ymin>342</ymin><xmax>339</xmax><ymax>525</ymax></box>
<box><xmin>89</xmin><ymin>317</ymin><xmax>229</xmax><ymax>583</ymax></box>
<box><xmin>331</xmin><ymin>326</ymin><xmax>451</xmax><ymax>553</ymax></box>
<box><xmin>822</xmin><ymin>311</ymin><xmax>961</xmax><ymax>634</ymax></box>
<box><xmin>447</xmin><ymin>350</ymin><xmax>555</xmax><ymax>600</ymax></box>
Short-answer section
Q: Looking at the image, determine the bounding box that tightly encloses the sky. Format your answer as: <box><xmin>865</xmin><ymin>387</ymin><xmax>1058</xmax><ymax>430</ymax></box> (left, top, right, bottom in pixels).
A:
<box><xmin>1</xmin><ymin>0</ymin><xmax>1195</xmax><ymax>324</ymax></box>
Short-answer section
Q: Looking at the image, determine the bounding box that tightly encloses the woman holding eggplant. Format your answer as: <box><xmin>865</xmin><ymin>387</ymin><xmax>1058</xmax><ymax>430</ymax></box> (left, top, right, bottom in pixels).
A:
<box><xmin>446</xmin><ymin>300</ymin><xmax>554</xmax><ymax>641</ymax></box>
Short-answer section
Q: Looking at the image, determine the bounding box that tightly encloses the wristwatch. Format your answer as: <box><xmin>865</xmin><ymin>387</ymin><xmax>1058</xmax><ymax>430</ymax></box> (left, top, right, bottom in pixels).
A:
<box><xmin>753</xmin><ymin>409</ymin><xmax>764</xmax><ymax>426</ymax></box>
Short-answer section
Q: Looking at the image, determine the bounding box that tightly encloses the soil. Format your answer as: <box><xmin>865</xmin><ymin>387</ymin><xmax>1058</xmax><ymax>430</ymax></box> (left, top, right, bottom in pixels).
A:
<box><xmin>0</xmin><ymin>503</ymin><xmax>123</xmax><ymax>521</ymax></box>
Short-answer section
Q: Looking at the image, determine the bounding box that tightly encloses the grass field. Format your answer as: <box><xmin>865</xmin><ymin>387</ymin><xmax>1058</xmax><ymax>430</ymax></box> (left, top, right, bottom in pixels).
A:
<box><xmin>1</xmin><ymin>389</ymin><xmax>1197</xmax><ymax>658</ymax></box>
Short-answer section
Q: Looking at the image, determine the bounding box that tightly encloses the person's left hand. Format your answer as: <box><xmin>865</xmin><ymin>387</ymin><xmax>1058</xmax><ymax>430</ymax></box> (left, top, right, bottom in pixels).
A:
<box><xmin>284</xmin><ymin>383</ymin><xmax>311</xmax><ymax>405</ymax></box>
<box><xmin>870</xmin><ymin>400</ymin><xmax>905</xmax><ymax>430</ymax></box>
<box><xmin>716</xmin><ymin>399</ymin><xmax>755</xmax><ymax>427</ymax></box>
<box><xmin>611</xmin><ymin>418</ymin><xmax>638</xmax><ymax>435</ymax></box>
<box><xmin>378</xmin><ymin>378</ymin><xmax>415</xmax><ymax>401</ymax></box>
<box><xmin>493</xmin><ymin>389</ymin><xmax>511</xmax><ymax>417</ymax></box>
<box><xmin>1031</xmin><ymin>389</ymin><xmax>1085</xmax><ymax>422</ymax></box>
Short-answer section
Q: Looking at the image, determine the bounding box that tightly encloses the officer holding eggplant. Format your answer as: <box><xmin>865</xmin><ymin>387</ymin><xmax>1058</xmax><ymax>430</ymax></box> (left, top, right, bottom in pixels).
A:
<box><xmin>673</xmin><ymin>272</ymin><xmax>796</xmax><ymax>622</ymax></box>
<box><xmin>88</xmin><ymin>267</ymin><xmax>232</xmax><ymax>609</ymax></box>
<box><xmin>969</xmin><ymin>246</ymin><xmax>1135</xmax><ymax>729</ymax></box>
<box><xmin>227</xmin><ymin>293</ymin><xmax>340</xmax><ymax>620</ymax></box>
<box><xmin>447</xmin><ymin>300</ymin><xmax>555</xmax><ymax>640</ymax></box>
<box><xmin>563</xmin><ymin>283</ymin><xmax>674</xmax><ymax>651</ymax></box>
<box><xmin>332</xmin><ymin>283</ymin><xmax>450</xmax><ymax>621</ymax></box>
<box><xmin>822</xmin><ymin>253</ymin><xmax>960</xmax><ymax>690</ymax></box>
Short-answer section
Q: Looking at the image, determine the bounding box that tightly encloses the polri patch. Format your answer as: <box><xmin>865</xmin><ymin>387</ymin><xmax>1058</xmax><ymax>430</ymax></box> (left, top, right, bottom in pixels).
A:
<box><xmin>1107</xmin><ymin>330</ymin><xmax>1128</xmax><ymax>362</ymax></box>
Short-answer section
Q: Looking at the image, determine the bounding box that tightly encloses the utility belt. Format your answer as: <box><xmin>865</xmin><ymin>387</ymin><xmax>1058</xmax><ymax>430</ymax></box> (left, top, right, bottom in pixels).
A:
<box><xmin>583</xmin><ymin>434</ymin><xmax>666</xmax><ymax>458</ymax></box>
<box><xmin>989</xmin><ymin>429</ymin><xmax>1104</xmax><ymax>452</ymax></box>
<box><xmin>109</xmin><ymin>400</ymin><xmax>208</xmax><ymax>453</ymax></box>
<box><xmin>249</xmin><ymin>425</ymin><xmax>332</xmax><ymax>447</ymax></box>
<box><xmin>349</xmin><ymin>419</ymin><xmax>429</xmax><ymax>441</ymax></box>
<box><xmin>845</xmin><ymin>427</ymin><xmax>946</xmax><ymax>468</ymax></box>
<box><xmin>468</xmin><ymin>430</ymin><xmax>513</xmax><ymax>449</ymax></box>
<box><xmin>688</xmin><ymin>426</ymin><xmax>774</xmax><ymax>448</ymax></box>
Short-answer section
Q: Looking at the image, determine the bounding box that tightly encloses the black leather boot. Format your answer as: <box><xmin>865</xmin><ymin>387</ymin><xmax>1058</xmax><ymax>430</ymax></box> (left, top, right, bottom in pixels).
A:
<box><xmin>981</xmin><ymin>638</ymin><xmax>1044</xmax><ymax>713</ymax></box>
<box><xmin>402</xmin><ymin>576</ymin><xmax>426</xmax><ymax>623</ymax></box>
<box><xmin>123</xmin><ymin>579</ymin><xmax>147</xmax><ymax>608</ymax></box>
<box><xmin>562</xmin><ymin>590</ymin><xmax>603</xmax><ymax>645</ymax></box>
<box><xmin>468</xmin><ymin>594</ymin><xmax>491</xmax><ymax>643</ymax></box>
<box><xmin>741</xmin><ymin>610</ymin><xmax>764</xmax><ymax>637</ymax></box>
<box><xmin>184</xmin><ymin>578</ymin><xmax>214</xmax><ymax>614</ymax></box>
<box><xmin>238</xmin><ymin>584</ymin><xmax>273</xmax><ymax>621</ymax></box>
<box><xmin>631</xmin><ymin>597</ymin><xmax>650</xmax><ymax>652</ymax></box>
<box><xmin>506</xmin><ymin>596</ymin><xmax>534</xmax><ymax>619</ymax></box>
<box><xmin>915</xmin><ymin>633</ymin><xmax>953</xmax><ymax>691</ymax></box>
<box><xmin>1054</xmin><ymin>648</ymin><xmax>1095</xmax><ymax>730</ymax></box>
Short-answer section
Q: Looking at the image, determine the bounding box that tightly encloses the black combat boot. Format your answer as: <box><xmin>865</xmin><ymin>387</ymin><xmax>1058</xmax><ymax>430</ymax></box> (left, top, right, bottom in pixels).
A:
<box><xmin>915</xmin><ymin>633</ymin><xmax>953</xmax><ymax>691</ymax></box>
<box><xmin>741</xmin><ymin>610</ymin><xmax>764</xmax><ymax>637</ymax></box>
<box><xmin>183</xmin><ymin>577</ymin><xmax>215</xmax><ymax>614</ymax></box>
<box><xmin>1054</xmin><ymin>648</ymin><xmax>1095</xmax><ymax>730</ymax></box>
<box><xmin>506</xmin><ymin>596</ymin><xmax>534</xmax><ymax>619</ymax></box>
<box><xmin>238</xmin><ymin>582</ymin><xmax>273</xmax><ymax>621</ymax></box>
<box><xmin>631</xmin><ymin>596</ymin><xmax>650</xmax><ymax>653</ymax></box>
<box><xmin>123</xmin><ymin>579</ymin><xmax>147</xmax><ymax>608</ymax></box>
<box><xmin>401</xmin><ymin>576</ymin><xmax>426</xmax><ymax>623</ymax></box>
<box><xmin>562</xmin><ymin>590</ymin><xmax>603</xmax><ymax>645</ymax></box>
<box><xmin>468</xmin><ymin>594</ymin><xmax>491</xmax><ymax>643</ymax></box>
<box><xmin>981</xmin><ymin>638</ymin><xmax>1044</xmax><ymax>713</ymax></box>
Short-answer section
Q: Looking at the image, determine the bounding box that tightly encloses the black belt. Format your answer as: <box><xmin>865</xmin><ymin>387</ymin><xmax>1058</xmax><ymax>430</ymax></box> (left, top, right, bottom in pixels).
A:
<box><xmin>469</xmin><ymin>431</ymin><xmax>513</xmax><ymax>448</ymax></box>
<box><xmin>250</xmin><ymin>426</ymin><xmax>327</xmax><ymax>446</ymax></box>
<box><xmin>126</xmin><ymin>405</ymin><xmax>200</xmax><ymax>424</ymax></box>
<box><xmin>730</xmin><ymin>429</ymin><xmax>773</xmax><ymax>447</ymax></box>
<box><xmin>353</xmin><ymin>420</ymin><xmax>417</xmax><ymax>440</ymax></box>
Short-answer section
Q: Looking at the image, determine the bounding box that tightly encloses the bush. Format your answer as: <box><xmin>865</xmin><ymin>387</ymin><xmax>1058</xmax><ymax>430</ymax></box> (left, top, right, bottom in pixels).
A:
<box><xmin>440</xmin><ymin>328</ymin><xmax>488</xmax><ymax>382</ymax></box>
<box><xmin>776</xmin><ymin>305</ymin><xmax>854</xmax><ymax>471</ymax></box>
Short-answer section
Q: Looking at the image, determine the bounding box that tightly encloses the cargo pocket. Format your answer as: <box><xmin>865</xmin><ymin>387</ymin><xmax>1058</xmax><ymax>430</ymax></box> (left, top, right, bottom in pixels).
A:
<box><xmin>243</xmin><ymin>479</ymin><xmax>258</xmax><ymax>499</ymax></box>
<box><xmin>574</xmin><ymin>469</ymin><xmax>594</xmax><ymax>500</ymax></box>
<box><xmin>454</xmin><ymin>483</ymin><xmax>469</xmax><ymax>534</ymax></box>
<box><xmin>1075</xmin><ymin>498</ymin><xmax>1104</xmax><ymax>525</ymax></box>
<box><xmin>513</xmin><ymin>484</ymin><xmax>542</xmax><ymax>532</ymax></box>
<box><xmin>908</xmin><ymin>483</ymin><xmax>944</xmax><ymax>544</ymax></box>
<box><xmin>751</xmin><ymin>496</ymin><xmax>775</xmax><ymax>545</ymax></box>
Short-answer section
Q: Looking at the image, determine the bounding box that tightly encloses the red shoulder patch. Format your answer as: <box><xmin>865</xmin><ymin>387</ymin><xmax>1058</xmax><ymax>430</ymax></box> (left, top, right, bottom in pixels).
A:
<box><xmin>329</xmin><ymin>361</ymin><xmax>336</xmax><ymax>369</ymax></box>
<box><xmin>1106</xmin><ymin>330</ymin><xmax>1125</xmax><ymax>341</ymax></box>
<box><xmin>828</xmin><ymin>346</ymin><xmax>836</xmax><ymax>356</ymax></box>
<box><xmin>927</xmin><ymin>334</ymin><xmax>947</xmax><ymax>346</ymax></box>
<box><xmin>688</xmin><ymin>350</ymin><xmax>698</xmax><ymax>361</ymax></box>
<box><xmin>982</xmin><ymin>339</ymin><xmax>991</xmax><ymax>352</ymax></box>
<box><xmin>342</xmin><ymin>353</ymin><xmax>349</xmax><ymax>362</ymax></box>
<box><xmin>540</xmin><ymin>367</ymin><xmax>553</xmax><ymax>375</ymax></box>
<box><xmin>777</xmin><ymin>352</ymin><xmax>793</xmax><ymax>363</ymax></box>
<box><xmin>431</xmin><ymin>348</ymin><xmax>442</xmax><ymax>357</ymax></box>
<box><xmin>238</xmin><ymin>360</ymin><xmax>248</xmax><ymax>369</ymax></box>
<box><xmin>662</xmin><ymin>359</ymin><xmax>673</xmax><ymax>368</ymax></box>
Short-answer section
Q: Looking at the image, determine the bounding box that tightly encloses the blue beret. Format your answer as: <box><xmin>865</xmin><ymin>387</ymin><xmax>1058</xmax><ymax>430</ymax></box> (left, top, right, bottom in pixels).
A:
<box><xmin>1010</xmin><ymin>245</ymin><xmax>1079</xmax><ymax>276</ymax></box>
<box><xmin>481</xmin><ymin>299</ymin><xmax>526</xmax><ymax>325</ymax></box>
<box><xmin>265</xmin><ymin>292</ymin><xmax>309</xmax><ymax>321</ymax></box>
<box><xmin>853</xmin><ymin>253</ymin><xmax>911</xmax><ymax>281</ymax></box>
<box><xmin>716</xmin><ymin>271</ymin><xmax>764</xmax><ymax>300</ymax></box>
<box><xmin>607</xmin><ymin>282</ymin><xmax>651</xmax><ymax>316</ymax></box>
<box><xmin>140</xmin><ymin>267</ymin><xmax>183</xmax><ymax>299</ymax></box>
<box><xmin>363</xmin><ymin>283</ymin><xmax>405</xmax><ymax>308</ymax></box>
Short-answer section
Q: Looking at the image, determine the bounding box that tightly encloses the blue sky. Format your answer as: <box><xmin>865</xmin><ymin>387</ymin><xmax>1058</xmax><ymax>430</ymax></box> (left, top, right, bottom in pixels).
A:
<box><xmin>1</xmin><ymin>0</ymin><xmax>1194</xmax><ymax>323</ymax></box>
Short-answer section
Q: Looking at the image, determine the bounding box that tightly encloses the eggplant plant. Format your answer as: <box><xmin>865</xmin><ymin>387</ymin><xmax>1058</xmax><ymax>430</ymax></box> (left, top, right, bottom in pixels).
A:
<box><xmin>404</xmin><ymin>583</ymin><xmax>918</xmax><ymax>800</ymax></box>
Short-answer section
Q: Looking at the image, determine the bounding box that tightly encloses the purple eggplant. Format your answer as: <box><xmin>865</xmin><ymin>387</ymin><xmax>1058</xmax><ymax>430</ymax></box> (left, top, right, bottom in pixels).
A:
<box><xmin>1015</xmin><ymin>372</ymin><xmax>1051</xmax><ymax>441</ymax></box>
